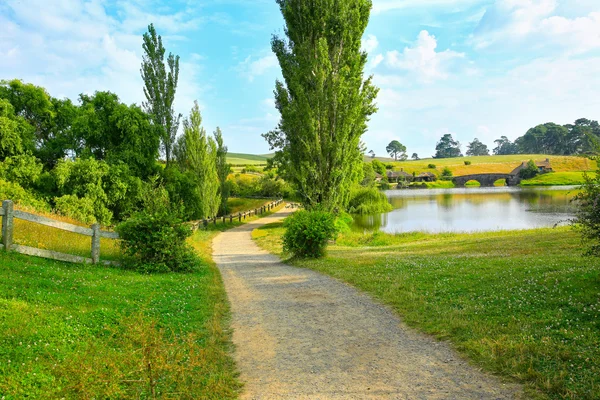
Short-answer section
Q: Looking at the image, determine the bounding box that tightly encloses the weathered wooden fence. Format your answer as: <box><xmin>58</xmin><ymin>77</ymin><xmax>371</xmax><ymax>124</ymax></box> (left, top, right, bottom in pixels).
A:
<box><xmin>193</xmin><ymin>199</ymin><xmax>284</xmax><ymax>230</ymax></box>
<box><xmin>1</xmin><ymin>200</ymin><xmax>119</xmax><ymax>266</ymax></box>
<box><xmin>1</xmin><ymin>198</ymin><xmax>284</xmax><ymax>265</ymax></box>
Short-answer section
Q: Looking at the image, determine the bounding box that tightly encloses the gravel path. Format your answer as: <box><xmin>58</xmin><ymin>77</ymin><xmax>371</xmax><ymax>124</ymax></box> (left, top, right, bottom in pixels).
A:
<box><xmin>212</xmin><ymin>208</ymin><xmax>522</xmax><ymax>400</ymax></box>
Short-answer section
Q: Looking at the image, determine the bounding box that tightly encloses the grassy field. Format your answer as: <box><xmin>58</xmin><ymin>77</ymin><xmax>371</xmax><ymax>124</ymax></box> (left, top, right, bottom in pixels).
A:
<box><xmin>378</xmin><ymin>155</ymin><xmax>596</xmax><ymax>177</ymax></box>
<box><xmin>521</xmin><ymin>172</ymin><xmax>597</xmax><ymax>186</ymax></box>
<box><xmin>227</xmin><ymin>198</ymin><xmax>272</xmax><ymax>214</ymax></box>
<box><xmin>253</xmin><ymin>224</ymin><xmax>600</xmax><ymax>399</ymax></box>
<box><xmin>227</xmin><ymin>153</ymin><xmax>270</xmax><ymax>166</ymax></box>
<box><xmin>0</xmin><ymin>228</ymin><xmax>241</xmax><ymax>399</ymax></box>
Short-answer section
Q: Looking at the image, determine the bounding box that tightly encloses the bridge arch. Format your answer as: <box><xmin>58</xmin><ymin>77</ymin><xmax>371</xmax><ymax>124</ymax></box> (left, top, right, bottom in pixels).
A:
<box><xmin>453</xmin><ymin>173</ymin><xmax>520</xmax><ymax>187</ymax></box>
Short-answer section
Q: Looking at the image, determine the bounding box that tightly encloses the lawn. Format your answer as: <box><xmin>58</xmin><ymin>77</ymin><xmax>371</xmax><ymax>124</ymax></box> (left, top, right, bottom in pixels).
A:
<box><xmin>253</xmin><ymin>224</ymin><xmax>600</xmax><ymax>399</ymax></box>
<box><xmin>0</xmin><ymin>227</ymin><xmax>241</xmax><ymax>399</ymax></box>
<box><xmin>226</xmin><ymin>153</ymin><xmax>270</xmax><ymax>166</ymax></box>
<box><xmin>521</xmin><ymin>172</ymin><xmax>597</xmax><ymax>186</ymax></box>
<box><xmin>378</xmin><ymin>155</ymin><xmax>597</xmax><ymax>178</ymax></box>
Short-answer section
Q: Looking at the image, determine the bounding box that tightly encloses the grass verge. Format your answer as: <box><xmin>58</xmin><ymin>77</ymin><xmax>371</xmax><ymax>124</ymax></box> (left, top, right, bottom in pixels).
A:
<box><xmin>0</xmin><ymin>223</ymin><xmax>243</xmax><ymax>399</ymax></box>
<box><xmin>521</xmin><ymin>172</ymin><xmax>596</xmax><ymax>187</ymax></box>
<box><xmin>252</xmin><ymin>223</ymin><xmax>600</xmax><ymax>399</ymax></box>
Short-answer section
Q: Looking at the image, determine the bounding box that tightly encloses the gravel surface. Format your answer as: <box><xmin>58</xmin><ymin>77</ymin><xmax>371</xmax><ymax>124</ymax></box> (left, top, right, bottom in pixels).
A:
<box><xmin>213</xmin><ymin>208</ymin><xmax>523</xmax><ymax>400</ymax></box>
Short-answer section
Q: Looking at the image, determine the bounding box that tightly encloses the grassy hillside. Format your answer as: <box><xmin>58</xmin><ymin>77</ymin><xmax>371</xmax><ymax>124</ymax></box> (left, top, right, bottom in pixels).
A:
<box><xmin>253</xmin><ymin>224</ymin><xmax>600</xmax><ymax>399</ymax></box>
<box><xmin>227</xmin><ymin>153</ymin><xmax>271</xmax><ymax>165</ymax></box>
<box><xmin>376</xmin><ymin>155</ymin><xmax>596</xmax><ymax>177</ymax></box>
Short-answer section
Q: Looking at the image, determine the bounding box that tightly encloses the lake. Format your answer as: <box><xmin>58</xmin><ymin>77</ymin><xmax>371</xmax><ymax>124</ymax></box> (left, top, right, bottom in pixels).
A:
<box><xmin>353</xmin><ymin>186</ymin><xmax>581</xmax><ymax>233</ymax></box>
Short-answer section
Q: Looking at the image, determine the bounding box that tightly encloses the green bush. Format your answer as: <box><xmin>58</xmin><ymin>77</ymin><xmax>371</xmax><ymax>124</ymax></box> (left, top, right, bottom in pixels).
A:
<box><xmin>116</xmin><ymin>210</ymin><xmax>198</xmax><ymax>273</ymax></box>
<box><xmin>519</xmin><ymin>160</ymin><xmax>539</xmax><ymax>179</ymax></box>
<box><xmin>428</xmin><ymin>164</ymin><xmax>436</xmax><ymax>169</ymax></box>
<box><xmin>0</xmin><ymin>154</ymin><xmax>43</xmax><ymax>189</ymax></box>
<box><xmin>441</xmin><ymin>167</ymin><xmax>453</xmax><ymax>178</ymax></box>
<box><xmin>464</xmin><ymin>161</ymin><xmax>472</xmax><ymax>166</ymax></box>
<box><xmin>574</xmin><ymin>171</ymin><xmax>600</xmax><ymax>255</ymax></box>
<box><xmin>54</xmin><ymin>195</ymin><xmax>101</xmax><ymax>224</ymax></box>
<box><xmin>371</xmin><ymin>159</ymin><xmax>386</xmax><ymax>175</ymax></box>
<box><xmin>347</xmin><ymin>186</ymin><xmax>393</xmax><ymax>215</ymax></box>
<box><xmin>379</xmin><ymin>181</ymin><xmax>391</xmax><ymax>190</ymax></box>
<box><xmin>0</xmin><ymin>179</ymin><xmax>50</xmax><ymax>211</ymax></box>
<box><xmin>283</xmin><ymin>210</ymin><xmax>337</xmax><ymax>258</ymax></box>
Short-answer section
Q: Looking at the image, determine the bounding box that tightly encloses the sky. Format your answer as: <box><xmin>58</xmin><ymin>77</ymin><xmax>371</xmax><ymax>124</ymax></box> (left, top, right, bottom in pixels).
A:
<box><xmin>1</xmin><ymin>0</ymin><xmax>599</xmax><ymax>158</ymax></box>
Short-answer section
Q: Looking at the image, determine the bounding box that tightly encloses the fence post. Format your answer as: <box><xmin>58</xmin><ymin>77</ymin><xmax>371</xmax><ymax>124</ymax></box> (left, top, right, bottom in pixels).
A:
<box><xmin>214</xmin><ymin>216</ymin><xmax>217</xmax><ymax>226</ymax></box>
<box><xmin>230</xmin><ymin>215</ymin><xmax>233</xmax><ymax>223</ymax></box>
<box><xmin>238</xmin><ymin>213</ymin><xmax>242</xmax><ymax>222</ymax></box>
<box><xmin>2</xmin><ymin>200</ymin><xmax>14</xmax><ymax>252</ymax></box>
<box><xmin>91</xmin><ymin>223</ymin><xmax>100</xmax><ymax>264</ymax></box>
<box><xmin>223</xmin><ymin>216</ymin><xmax>226</xmax><ymax>224</ymax></box>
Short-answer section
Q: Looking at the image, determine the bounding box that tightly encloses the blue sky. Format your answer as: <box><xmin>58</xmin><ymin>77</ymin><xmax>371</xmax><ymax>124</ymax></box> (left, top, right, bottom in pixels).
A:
<box><xmin>1</xmin><ymin>0</ymin><xmax>599</xmax><ymax>158</ymax></box>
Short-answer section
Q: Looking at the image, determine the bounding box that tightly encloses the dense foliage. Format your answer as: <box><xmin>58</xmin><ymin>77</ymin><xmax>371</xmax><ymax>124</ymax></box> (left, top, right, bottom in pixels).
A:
<box><xmin>347</xmin><ymin>186</ymin><xmax>392</xmax><ymax>215</ymax></box>
<box><xmin>434</xmin><ymin>134</ymin><xmax>462</xmax><ymax>158</ymax></box>
<box><xmin>386</xmin><ymin>140</ymin><xmax>407</xmax><ymax>161</ymax></box>
<box><xmin>466</xmin><ymin>138</ymin><xmax>489</xmax><ymax>156</ymax></box>
<box><xmin>574</xmin><ymin>169</ymin><xmax>600</xmax><ymax>255</ymax></box>
<box><xmin>519</xmin><ymin>160</ymin><xmax>539</xmax><ymax>179</ymax></box>
<box><xmin>282</xmin><ymin>210</ymin><xmax>338</xmax><ymax>258</ymax></box>
<box><xmin>264</xmin><ymin>0</ymin><xmax>378</xmax><ymax>211</ymax></box>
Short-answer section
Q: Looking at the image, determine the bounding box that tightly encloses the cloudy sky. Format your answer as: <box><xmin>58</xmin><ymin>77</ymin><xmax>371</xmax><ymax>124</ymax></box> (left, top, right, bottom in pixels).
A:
<box><xmin>1</xmin><ymin>0</ymin><xmax>599</xmax><ymax>158</ymax></box>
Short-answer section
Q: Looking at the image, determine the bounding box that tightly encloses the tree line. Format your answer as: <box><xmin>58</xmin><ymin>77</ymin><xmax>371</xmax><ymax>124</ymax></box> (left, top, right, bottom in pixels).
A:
<box><xmin>0</xmin><ymin>24</ymin><xmax>231</xmax><ymax>225</ymax></box>
<box><xmin>374</xmin><ymin>119</ymin><xmax>599</xmax><ymax>161</ymax></box>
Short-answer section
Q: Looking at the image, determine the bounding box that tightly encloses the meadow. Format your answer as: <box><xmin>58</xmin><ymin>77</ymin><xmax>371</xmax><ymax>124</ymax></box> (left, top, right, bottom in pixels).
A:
<box><xmin>383</xmin><ymin>154</ymin><xmax>596</xmax><ymax>177</ymax></box>
<box><xmin>0</xmin><ymin>229</ymin><xmax>240</xmax><ymax>399</ymax></box>
<box><xmin>253</xmin><ymin>223</ymin><xmax>600</xmax><ymax>399</ymax></box>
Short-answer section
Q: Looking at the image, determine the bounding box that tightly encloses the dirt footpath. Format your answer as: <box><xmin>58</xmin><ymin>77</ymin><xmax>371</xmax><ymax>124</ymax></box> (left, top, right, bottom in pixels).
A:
<box><xmin>212</xmin><ymin>208</ymin><xmax>522</xmax><ymax>400</ymax></box>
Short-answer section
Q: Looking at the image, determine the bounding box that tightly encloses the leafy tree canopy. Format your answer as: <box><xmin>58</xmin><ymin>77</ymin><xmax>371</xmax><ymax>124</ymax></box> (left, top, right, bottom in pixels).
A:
<box><xmin>386</xmin><ymin>140</ymin><xmax>407</xmax><ymax>161</ymax></box>
<box><xmin>466</xmin><ymin>138</ymin><xmax>490</xmax><ymax>156</ymax></box>
<box><xmin>263</xmin><ymin>0</ymin><xmax>378</xmax><ymax>211</ymax></box>
<box><xmin>493</xmin><ymin>136</ymin><xmax>519</xmax><ymax>155</ymax></box>
<box><xmin>434</xmin><ymin>134</ymin><xmax>462</xmax><ymax>158</ymax></box>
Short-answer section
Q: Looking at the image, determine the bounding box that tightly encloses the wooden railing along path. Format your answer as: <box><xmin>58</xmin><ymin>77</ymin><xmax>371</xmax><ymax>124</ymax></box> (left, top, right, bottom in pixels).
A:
<box><xmin>1</xmin><ymin>200</ymin><xmax>119</xmax><ymax>266</ymax></box>
<box><xmin>192</xmin><ymin>199</ymin><xmax>284</xmax><ymax>230</ymax></box>
<box><xmin>1</xmin><ymin>198</ymin><xmax>284</xmax><ymax>266</ymax></box>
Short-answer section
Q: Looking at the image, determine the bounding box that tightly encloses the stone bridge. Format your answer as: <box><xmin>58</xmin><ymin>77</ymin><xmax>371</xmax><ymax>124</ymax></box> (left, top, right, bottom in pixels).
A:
<box><xmin>452</xmin><ymin>173</ymin><xmax>521</xmax><ymax>187</ymax></box>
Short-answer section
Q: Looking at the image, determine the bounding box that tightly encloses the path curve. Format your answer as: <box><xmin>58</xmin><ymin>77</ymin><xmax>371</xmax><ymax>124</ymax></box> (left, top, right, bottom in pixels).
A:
<box><xmin>213</xmin><ymin>208</ymin><xmax>521</xmax><ymax>399</ymax></box>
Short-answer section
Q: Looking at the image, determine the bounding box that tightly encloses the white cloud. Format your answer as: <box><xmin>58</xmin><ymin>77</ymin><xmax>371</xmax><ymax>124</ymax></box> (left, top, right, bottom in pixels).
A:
<box><xmin>385</xmin><ymin>30</ymin><xmax>465</xmax><ymax>82</ymax></box>
<box><xmin>362</xmin><ymin>34</ymin><xmax>379</xmax><ymax>53</ymax></box>
<box><xmin>237</xmin><ymin>53</ymin><xmax>279</xmax><ymax>82</ymax></box>
<box><xmin>371</xmin><ymin>0</ymin><xmax>482</xmax><ymax>15</ymax></box>
<box><xmin>474</xmin><ymin>0</ymin><xmax>600</xmax><ymax>53</ymax></box>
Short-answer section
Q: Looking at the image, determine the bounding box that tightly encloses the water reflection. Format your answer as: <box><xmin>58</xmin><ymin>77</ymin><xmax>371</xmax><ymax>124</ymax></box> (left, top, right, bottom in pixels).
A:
<box><xmin>353</xmin><ymin>186</ymin><xmax>580</xmax><ymax>233</ymax></box>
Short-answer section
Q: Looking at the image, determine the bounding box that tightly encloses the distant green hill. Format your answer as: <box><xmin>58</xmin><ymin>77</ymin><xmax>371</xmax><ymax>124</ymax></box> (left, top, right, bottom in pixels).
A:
<box><xmin>227</xmin><ymin>153</ymin><xmax>271</xmax><ymax>165</ymax></box>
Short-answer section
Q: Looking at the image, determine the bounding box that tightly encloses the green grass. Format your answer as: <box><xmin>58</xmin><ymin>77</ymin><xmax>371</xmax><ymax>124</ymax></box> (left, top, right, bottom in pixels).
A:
<box><xmin>0</xmin><ymin>230</ymin><xmax>241</xmax><ymax>399</ymax></box>
<box><xmin>227</xmin><ymin>198</ymin><xmax>272</xmax><ymax>214</ymax></box>
<box><xmin>374</xmin><ymin>155</ymin><xmax>597</xmax><ymax>178</ymax></box>
<box><xmin>253</xmin><ymin>224</ymin><xmax>600</xmax><ymax>399</ymax></box>
<box><xmin>521</xmin><ymin>172</ymin><xmax>596</xmax><ymax>186</ymax></box>
<box><xmin>227</xmin><ymin>153</ymin><xmax>270</xmax><ymax>165</ymax></box>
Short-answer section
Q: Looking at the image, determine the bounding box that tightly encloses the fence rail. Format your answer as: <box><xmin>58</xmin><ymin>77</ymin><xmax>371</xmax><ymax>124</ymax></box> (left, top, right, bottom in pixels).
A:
<box><xmin>1</xmin><ymin>198</ymin><xmax>285</xmax><ymax>266</ymax></box>
<box><xmin>192</xmin><ymin>199</ymin><xmax>284</xmax><ymax>230</ymax></box>
<box><xmin>1</xmin><ymin>200</ymin><xmax>118</xmax><ymax>266</ymax></box>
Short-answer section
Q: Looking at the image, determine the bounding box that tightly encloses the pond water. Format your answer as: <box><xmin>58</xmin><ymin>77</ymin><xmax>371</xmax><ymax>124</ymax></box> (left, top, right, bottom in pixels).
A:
<box><xmin>353</xmin><ymin>186</ymin><xmax>581</xmax><ymax>233</ymax></box>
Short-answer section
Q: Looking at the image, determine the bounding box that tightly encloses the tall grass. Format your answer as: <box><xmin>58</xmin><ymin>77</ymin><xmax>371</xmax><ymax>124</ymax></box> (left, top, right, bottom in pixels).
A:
<box><xmin>347</xmin><ymin>186</ymin><xmax>393</xmax><ymax>214</ymax></box>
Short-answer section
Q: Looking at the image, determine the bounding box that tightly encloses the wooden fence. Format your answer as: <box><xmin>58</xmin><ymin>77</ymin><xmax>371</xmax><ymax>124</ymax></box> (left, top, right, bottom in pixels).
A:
<box><xmin>1</xmin><ymin>200</ymin><xmax>119</xmax><ymax>266</ymax></box>
<box><xmin>192</xmin><ymin>199</ymin><xmax>284</xmax><ymax>230</ymax></box>
<box><xmin>1</xmin><ymin>198</ymin><xmax>284</xmax><ymax>266</ymax></box>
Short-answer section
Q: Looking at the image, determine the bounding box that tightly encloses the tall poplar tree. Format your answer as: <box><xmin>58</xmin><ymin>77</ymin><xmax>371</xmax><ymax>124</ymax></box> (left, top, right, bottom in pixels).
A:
<box><xmin>263</xmin><ymin>0</ymin><xmax>378</xmax><ymax>211</ymax></box>
<box><xmin>214</xmin><ymin>127</ymin><xmax>232</xmax><ymax>215</ymax></box>
<box><xmin>141</xmin><ymin>23</ymin><xmax>181</xmax><ymax>167</ymax></box>
<box><xmin>178</xmin><ymin>102</ymin><xmax>220</xmax><ymax>219</ymax></box>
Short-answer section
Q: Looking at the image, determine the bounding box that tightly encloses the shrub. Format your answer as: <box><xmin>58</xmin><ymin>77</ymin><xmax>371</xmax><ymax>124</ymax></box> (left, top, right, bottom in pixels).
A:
<box><xmin>379</xmin><ymin>181</ymin><xmax>391</xmax><ymax>190</ymax></box>
<box><xmin>0</xmin><ymin>154</ymin><xmax>43</xmax><ymax>189</ymax></box>
<box><xmin>574</xmin><ymin>171</ymin><xmax>600</xmax><ymax>256</ymax></box>
<box><xmin>385</xmin><ymin>164</ymin><xmax>393</xmax><ymax>170</ymax></box>
<box><xmin>519</xmin><ymin>160</ymin><xmax>539</xmax><ymax>179</ymax></box>
<box><xmin>54</xmin><ymin>195</ymin><xmax>102</xmax><ymax>224</ymax></box>
<box><xmin>441</xmin><ymin>167</ymin><xmax>453</xmax><ymax>178</ymax></box>
<box><xmin>282</xmin><ymin>210</ymin><xmax>337</xmax><ymax>258</ymax></box>
<box><xmin>428</xmin><ymin>164</ymin><xmax>436</xmax><ymax>169</ymax></box>
<box><xmin>241</xmin><ymin>165</ymin><xmax>260</xmax><ymax>174</ymax></box>
<box><xmin>371</xmin><ymin>159</ymin><xmax>386</xmax><ymax>175</ymax></box>
<box><xmin>347</xmin><ymin>186</ymin><xmax>393</xmax><ymax>215</ymax></box>
<box><xmin>464</xmin><ymin>161</ymin><xmax>472</xmax><ymax>166</ymax></box>
<box><xmin>116</xmin><ymin>210</ymin><xmax>198</xmax><ymax>273</ymax></box>
<box><xmin>0</xmin><ymin>179</ymin><xmax>50</xmax><ymax>211</ymax></box>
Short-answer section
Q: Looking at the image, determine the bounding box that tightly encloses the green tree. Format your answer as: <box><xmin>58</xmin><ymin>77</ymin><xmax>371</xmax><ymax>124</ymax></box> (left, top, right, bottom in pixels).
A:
<box><xmin>214</xmin><ymin>127</ymin><xmax>232</xmax><ymax>215</ymax></box>
<box><xmin>466</xmin><ymin>138</ymin><xmax>490</xmax><ymax>156</ymax></box>
<box><xmin>565</xmin><ymin>118</ymin><xmax>600</xmax><ymax>155</ymax></box>
<box><xmin>371</xmin><ymin>159</ymin><xmax>386</xmax><ymax>175</ymax></box>
<box><xmin>175</xmin><ymin>102</ymin><xmax>220</xmax><ymax>219</ymax></box>
<box><xmin>411</xmin><ymin>153</ymin><xmax>419</xmax><ymax>160</ymax></box>
<box><xmin>361</xmin><ymin>162</ymin><xmax>376</xmax><ymax>187</ymax></box>
<box><xmin>263</xmin><ymin>0</ymin><xmax>378</xmax><ymax>211</ymax></box>
<box><xmin>0</xmin><ymin>98</ymin><xmax>34</xmax><ymax>160</ymax></box>
<box><xmin>516</xmin><ymin>123</ymin><xmax>568</xmax><ymax>154</ymax></box>
<box><xmin>386</xmin><ymin>140</ymin><xmax>407</xmax><ymax>161</ymax></box>
<box><xmin>493</xmin><ymin>136</ymin><xmax>519</xmax><ymax>155</ymax></box>
<box><xmin>434</xmin><ymin>134</ymin><xmax>462</xmax><ymax>158</ymax></box>
<box><xmin>368</xmin><ymin>150</ymin><xmax>375</xmax><ymax>158</ymax></box>
<box><xmin>73</xmin><ymin>91</ymin><xmax>160</xmax><ymax>178</ymax></box>
<box><xmin>141</xmin><ymin>23</ymin><xmax>181</xmax><ymax>167</ymax></box>
<box><xmin>519</xmin><ymin>160</ymin><xmax>539</xmax><ymax>179</ymax></box>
